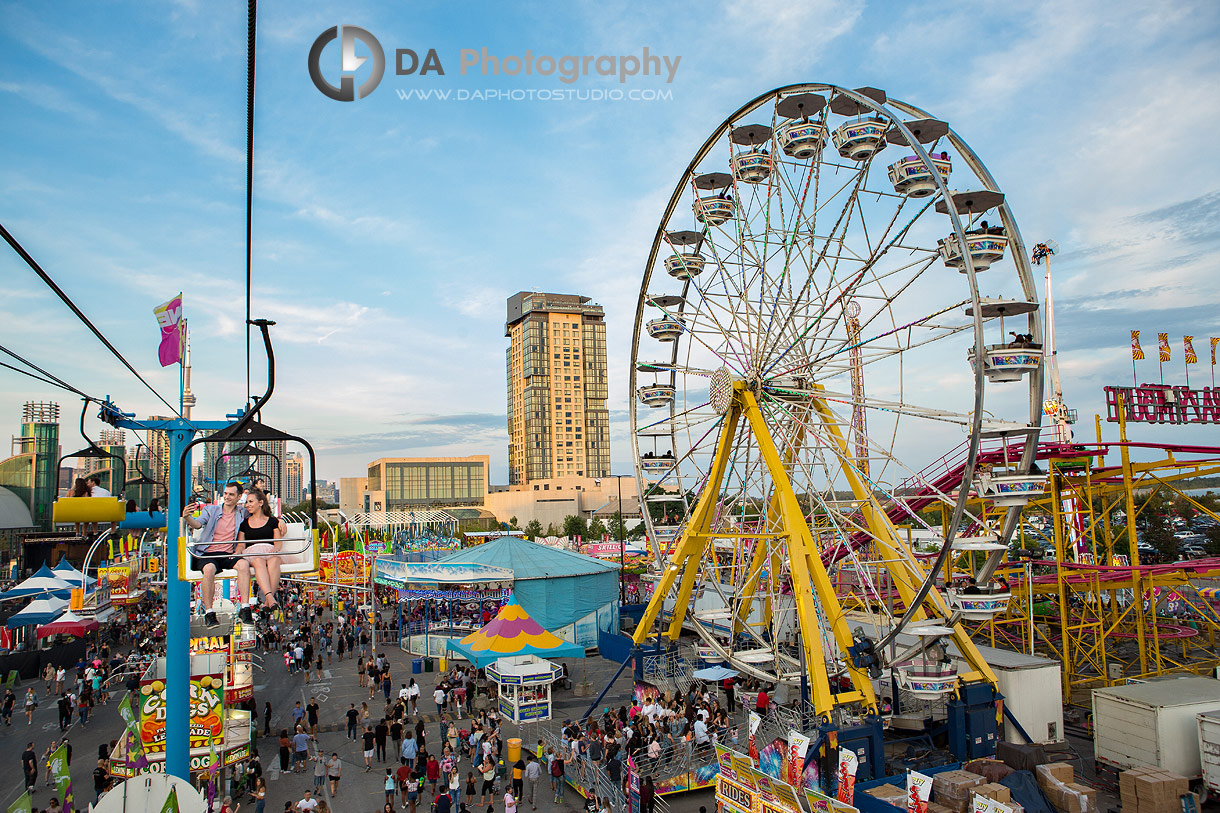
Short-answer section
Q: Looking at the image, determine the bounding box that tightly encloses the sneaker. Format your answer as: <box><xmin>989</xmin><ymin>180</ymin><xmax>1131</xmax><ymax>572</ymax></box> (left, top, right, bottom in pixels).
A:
<box><xmin>205</xmin><ymin>611</ymin><xmax>219</xmax><ymax>627</ymax></box>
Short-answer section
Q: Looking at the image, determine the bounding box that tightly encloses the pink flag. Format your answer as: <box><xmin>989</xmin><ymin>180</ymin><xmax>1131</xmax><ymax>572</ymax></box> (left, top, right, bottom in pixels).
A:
<box><xmin>153</xmin><ymin>294</ymin><xmax>184</xmax><ymax>367</ymax></box>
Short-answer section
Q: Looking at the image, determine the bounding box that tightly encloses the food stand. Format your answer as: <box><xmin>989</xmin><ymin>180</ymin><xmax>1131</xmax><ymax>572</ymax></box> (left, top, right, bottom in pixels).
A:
<box><xmin>487</xmin><ymin>655</ymin><xmax>563</xmax><ymax>723</ymax></box>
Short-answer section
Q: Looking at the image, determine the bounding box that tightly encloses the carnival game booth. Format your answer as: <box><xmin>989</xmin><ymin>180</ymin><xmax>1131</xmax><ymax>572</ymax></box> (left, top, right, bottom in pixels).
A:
<box><xmin>447</xmin><ymin>596</ymin><xmax>584</xmax><ymax>723</ymax></box>
<box><xmin>433</xmin><ymin>536</ymin><xmax>620</xmax><ymax>648</ymax></box>
<box><xmin>374</xmin><ymin>558</ymin><xmax>514</xmax><ymax>658</ymax></box>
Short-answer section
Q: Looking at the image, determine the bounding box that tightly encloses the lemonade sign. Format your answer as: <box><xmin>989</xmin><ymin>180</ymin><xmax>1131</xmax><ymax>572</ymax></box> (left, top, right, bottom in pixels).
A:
<box><xmin>138</xmin><ymin>678</ymin><xmax>167</xmax><ymax>754</ymax></box>
<box><xmin>190</xmin><ymin>674</ymin><xmax>224</xmax><ymax>749</ymax></box>
<box><xmin>139</xmin><ymin>672</ymin><xmax>224</xmax><ymax>753</ymax></box>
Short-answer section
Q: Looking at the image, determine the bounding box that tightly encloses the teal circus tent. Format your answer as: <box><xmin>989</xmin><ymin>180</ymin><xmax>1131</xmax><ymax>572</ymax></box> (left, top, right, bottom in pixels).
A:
<box><xmin>434</xmin><ymin>536</ymin><xmax>618</xmax><ymax>631</ymax></box>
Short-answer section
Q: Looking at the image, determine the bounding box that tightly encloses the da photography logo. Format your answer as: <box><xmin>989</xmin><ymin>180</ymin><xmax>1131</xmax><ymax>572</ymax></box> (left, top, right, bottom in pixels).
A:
<box><xmin>308</xmin><ymin>25</ymin><xmax>385</xmax><ymax>101</ymax></box>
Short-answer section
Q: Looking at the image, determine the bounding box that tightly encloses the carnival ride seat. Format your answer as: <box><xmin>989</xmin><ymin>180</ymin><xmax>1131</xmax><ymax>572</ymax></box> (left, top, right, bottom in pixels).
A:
<box><xmin>945</xmin><ymin>587</ymin><xmax>1011</xmax><ymax>620</ymax></box>
<box><xmin>52</xmin><ymin>496</ymin><xmax>126</xmax><ymax>525</ymax></box>
<box><xmin>178</xmin><ymin>522</ymin><xmax>319</xmax><ymax>583</ymax></box>
<box><xmin>118</xmin><ymin>511</ymin><xmax>166</xmax><ymax>531</ymax></box>
<box><xmin>894</xmin><ymin>662</ymin><xmax>959</xmax><ymax>699</ymax></box>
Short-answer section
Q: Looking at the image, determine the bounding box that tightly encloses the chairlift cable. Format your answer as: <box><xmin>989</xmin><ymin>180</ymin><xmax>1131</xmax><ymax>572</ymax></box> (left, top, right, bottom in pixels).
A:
<box><xmin>0</xmin><ymin>221</ymin><xmax>182</xmax><ymax>417</ymax></box>
<box><xmin>0</xmin><ymin>359</ymin><xmax>81</xmax><ymax>395</ymax></box>
<box><xmin>0</xmin><ymin>342</ymin><xmax>91</xmax><ymax>398</ymax></box>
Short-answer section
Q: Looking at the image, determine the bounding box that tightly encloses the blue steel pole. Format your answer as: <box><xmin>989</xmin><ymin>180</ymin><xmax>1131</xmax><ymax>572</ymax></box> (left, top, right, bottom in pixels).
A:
<box><xmin>166</xmin><ymin>424</ymin><xmax>195</xmax><ymax>779</ymax></box>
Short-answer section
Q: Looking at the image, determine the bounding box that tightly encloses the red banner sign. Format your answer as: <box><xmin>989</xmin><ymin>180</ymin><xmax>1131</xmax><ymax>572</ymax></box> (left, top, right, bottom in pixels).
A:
<box><xmin>1105</xmin><ymin>385</ymin><xmax>1220</xmax><ymax>425</ymax></box>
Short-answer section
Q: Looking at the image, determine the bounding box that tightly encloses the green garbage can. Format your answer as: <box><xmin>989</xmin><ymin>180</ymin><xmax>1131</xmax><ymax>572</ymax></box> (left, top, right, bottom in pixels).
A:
<box><xmin>424</xmin><ymin>658</ymin><xmax>434</xmax><ymax>673</ymax></box>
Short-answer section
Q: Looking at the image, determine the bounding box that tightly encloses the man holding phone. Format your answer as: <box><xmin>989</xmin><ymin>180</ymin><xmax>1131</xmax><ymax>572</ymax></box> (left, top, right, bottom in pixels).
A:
<box><xmin>183</xmin><ymin>482</ymin><xmax>252</xmax><ymax>625</ymax></box>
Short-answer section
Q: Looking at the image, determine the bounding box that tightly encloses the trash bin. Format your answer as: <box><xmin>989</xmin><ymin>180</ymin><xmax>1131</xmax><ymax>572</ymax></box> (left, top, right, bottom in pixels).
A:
<box><xmin>507</xmin><ymin>738</ymin><xmax>521</xmax><ymax>763</ymax></box>
<box><xmin>424</xmin><ymin>658</ymin><xmax>434</xmax><ymax>673</ymax></box>
<box><xmin>412</xmin><ymin>658</ymin><xmax>423</xmax><ymax>674</ymax></box>
<box><xmin>438</xmin><ymin>656</ymin><xmax>447</xmax><ymax>672</ymax></box>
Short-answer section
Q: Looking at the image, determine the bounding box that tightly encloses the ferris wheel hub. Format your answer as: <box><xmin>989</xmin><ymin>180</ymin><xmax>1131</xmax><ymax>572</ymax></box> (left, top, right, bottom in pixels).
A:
<box><xmin>709</xmin><ymin>367</ymin><xmax>735</xmax><ymax>414</ymax></box>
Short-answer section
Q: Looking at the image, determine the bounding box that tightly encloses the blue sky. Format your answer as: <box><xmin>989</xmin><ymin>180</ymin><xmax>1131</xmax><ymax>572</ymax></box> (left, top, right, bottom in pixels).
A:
<box><xmin>2</xmin><ymin>0</ymin><xmax>1219</xmax><ymax>485</ymax></box>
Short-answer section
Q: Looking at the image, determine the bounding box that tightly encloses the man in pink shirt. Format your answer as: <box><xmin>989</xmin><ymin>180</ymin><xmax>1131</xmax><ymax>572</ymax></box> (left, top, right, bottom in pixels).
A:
<box><xmin>183</xmin><ymin>482</ymin><xmax>251</xmax><ymax>626</ymax></box>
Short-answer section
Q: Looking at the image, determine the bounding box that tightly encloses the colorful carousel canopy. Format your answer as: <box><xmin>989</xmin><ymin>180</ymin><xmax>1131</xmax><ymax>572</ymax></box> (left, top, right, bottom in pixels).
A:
<box><xmin>7</xmin><ymin>597</ymin><xmax>69</xmax><ymax>629</ymax></box>
<box><xmin>446</xmin><ymin>596</ymin><xmax>585</xmax><ymax>668</ymax></box>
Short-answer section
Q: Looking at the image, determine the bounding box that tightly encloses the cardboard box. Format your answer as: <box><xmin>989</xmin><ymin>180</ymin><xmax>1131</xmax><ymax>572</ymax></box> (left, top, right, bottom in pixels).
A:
<box><xmin>1039</xmin><ymin>763</ymin><xmax>1074</xmax><ymax>785</ymax></box>
<box><xmin>1065</xmin><ymin>783</ymin><xmax>1098</xmax><ymax>813</ymax></box>
<box><xmin>865</xmin><ymin>784</ymin><xmax>907</xmax><ymax>803</ymax></box>
<box><xmin>970</xmin><ymin>784</ymin><xmax>1011</xmax><ymax>804</ymax></box>
<box><xmin>928</xmin><ymin>803</ymin><xmax>956</xmax><ymax>813</ymax></box>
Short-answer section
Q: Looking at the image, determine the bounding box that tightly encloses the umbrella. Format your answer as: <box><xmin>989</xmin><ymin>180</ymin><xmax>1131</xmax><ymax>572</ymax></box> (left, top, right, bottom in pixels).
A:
<box><xmin>7</xmin><ymin>597</ymin><xmax>69</xmax><ymax>629</ymax></box>
<box><xmin>0</xmin><ymin>565</ymin><xmax>74</xmax><ymax>601</ymax></box>
<box><xmin>51</xmin><ymin>559</ymin><xmax>96</xmax><ymax>590</ymax></box>
<box><xmin>36</xmin><ymin>610</ymin><xmax>99</xmax><ymax>638</ymax></box>
<box><xmin>692</xmin><ymin>665</ymin><xmax>739</xmax><ymax>681</ymax></box>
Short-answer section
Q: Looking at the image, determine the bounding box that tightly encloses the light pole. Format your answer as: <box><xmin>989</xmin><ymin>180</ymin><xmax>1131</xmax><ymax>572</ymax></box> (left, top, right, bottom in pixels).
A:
<box><xmin>617</xmin><ymin>474</ymin><xmax>625</xmax><ymax>603</ymax></box>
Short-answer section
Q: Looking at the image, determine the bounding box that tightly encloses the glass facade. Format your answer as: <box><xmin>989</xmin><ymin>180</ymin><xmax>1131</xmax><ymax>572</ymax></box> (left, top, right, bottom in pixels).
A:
<box><xmin>506</xmin><ymin>293</ymin><xmax>610</xmax><ymax>484</ymax></box>
<box><xmin>368</xmin><ymin>459</ymin><xmax>487</xmax><ymax>508</ymax></box>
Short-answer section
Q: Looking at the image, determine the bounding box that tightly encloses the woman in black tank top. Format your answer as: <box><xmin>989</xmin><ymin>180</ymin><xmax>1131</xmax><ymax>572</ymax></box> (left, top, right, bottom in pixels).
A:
<box><xmin>239</xmin><ymin>487</ymin><xmax>285</xmax><ymax>610</ymax></box>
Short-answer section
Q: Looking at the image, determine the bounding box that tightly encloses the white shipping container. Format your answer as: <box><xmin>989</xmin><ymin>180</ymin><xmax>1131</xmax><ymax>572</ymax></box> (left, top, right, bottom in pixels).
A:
<box><xmin>1092</xmin><ymin>677</ymin><xmax>1220</xmax><ymax>778</ymax></box>
<box><xmin>985</xmin><ymin>648</ymin><xmax>1063</xmax><ymax>744</ymax></box>
<box><xmin>1196</xmin><ymin>710</ymin><xmax>1220</xmax><ymax>795</ymax></box>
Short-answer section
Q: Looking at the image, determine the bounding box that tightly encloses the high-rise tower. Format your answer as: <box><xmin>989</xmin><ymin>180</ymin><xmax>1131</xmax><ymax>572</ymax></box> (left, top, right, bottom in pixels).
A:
<box><xmin>506</xmin><ymin>292</ymin><xmax>609</xmax><ymax>485</ymax></box>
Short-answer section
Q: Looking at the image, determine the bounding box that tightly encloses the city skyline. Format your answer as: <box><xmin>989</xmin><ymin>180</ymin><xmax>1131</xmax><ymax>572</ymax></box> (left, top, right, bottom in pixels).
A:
<box><xmin>1</xmin><ymin>1</ymin><xmax>1218</xmax><ymax>485</ymax></box>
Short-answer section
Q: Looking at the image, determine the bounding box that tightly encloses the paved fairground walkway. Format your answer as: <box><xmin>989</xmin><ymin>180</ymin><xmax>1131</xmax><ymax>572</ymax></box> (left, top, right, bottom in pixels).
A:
<box><xmin>0</xmin><ymin>605</ymin><xmax>718</xmax><ymax>813</ymax></box>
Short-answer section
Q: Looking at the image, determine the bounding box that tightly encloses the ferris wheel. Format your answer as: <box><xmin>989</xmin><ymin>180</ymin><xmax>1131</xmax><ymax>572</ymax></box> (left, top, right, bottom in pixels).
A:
<box><xmin>629</xmin><ymin>85</ymin><xmax>1045</xmax><ymax>719</ymax></box>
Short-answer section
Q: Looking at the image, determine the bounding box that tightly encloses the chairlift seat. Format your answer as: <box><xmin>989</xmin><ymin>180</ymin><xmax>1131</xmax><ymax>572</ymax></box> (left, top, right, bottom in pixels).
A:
<box><xmin>53</xmin><ymin>497</ymin><xmax>126</xmax><ymax>524</ymax></box>
<box><xmin>119</xmin><ymin>511</ymin><xmax>167</xmax><ymax>531</ymax></box>
<box><xmin>178</xmin><ymin>522</ymin><xmax>319</xmax><ymax>582</ymax></box>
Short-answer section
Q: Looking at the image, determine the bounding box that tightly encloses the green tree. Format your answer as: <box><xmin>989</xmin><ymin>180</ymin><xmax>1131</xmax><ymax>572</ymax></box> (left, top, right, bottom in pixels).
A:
<box><xmin>628</xmin><ymin>521</ymin><xmax>646</xmax><ymax>540</ymax></box>
<box><xmin>508</xmin><ymin>516</ymin><xmax>520</xmax><ymax>531</ymax></box>
<box><xmin>1140</xmin><ymin>492</ymin><xmax>1176</xmax><ymax>562</ymax></box>
<box><xmin>562</xmin><ymin>514</ymin><xmax>589</xmax><ymax>539</ymax></box>
<box><xmin>607</xmin><ymin>512</ymin><xmax>626</xmax><ymax>541</ymax></box>
<box><xmin>588</xmin><ymin>517</ymin><xmax>608</xmax><ymax>539</ymax></box>
<box><xmin>524</xmin><ymin>519</ymin><xmax>543</xmax><ymax>539</ymax></box>
<box><xmin>545</xmin><ymin>522</ymin><xmax>558</xmax><ymax>537</ymax></box>
<box><xmin>1204</xmin><ymin>525</ymin><xmax>1220</xmax><ymax>557</ymax></box>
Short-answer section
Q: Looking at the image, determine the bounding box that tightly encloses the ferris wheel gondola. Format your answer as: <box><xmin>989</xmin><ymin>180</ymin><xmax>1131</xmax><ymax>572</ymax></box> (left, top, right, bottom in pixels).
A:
<box><xmin>629</xmin><ymin>84</ymin><xmax>1044</xmax><ymax>719</ymax></box>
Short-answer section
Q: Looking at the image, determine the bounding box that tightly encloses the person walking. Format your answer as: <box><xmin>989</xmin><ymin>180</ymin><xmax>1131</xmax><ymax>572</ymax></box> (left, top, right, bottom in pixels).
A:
<box><xmin>306</xmin><ymin>698</ymin><xmax>320</xmax><ymax>735</ymax></box>
<box><xmin>385</xmin><ymin>769</ymin><xmax>397</xmax><ymax>805</ymax></box>
<box><xmin>375</xmin><ymin>718</ymin><xmax>389</xmax><ymax>763</ymax></box>
<box><xmin>326</xmin><ymin>753</ymin><xmax>342</xmax><ymax>797</ymax></box>
<box><xmin>346</xmin><ymin>704</ymin><xmax>359</xmax><ymax>740</ymax></box>
<box><xmin>640</xmin><ymin>776</ymin><xmax>656</xmax><ymax>813</ymax></box>
<box><xmin>21</xmin><ymin>742</ymin><xmax>37</xmax><ymax>794</ymax></box>
<box><xmin>251</xmin><ymin>776</ymin><xmax>265</xmax><ymax>813</ymax></box>
<box><xmin>363</xmin><ymin>725</ymin><xmax>376</xmax><ymax>771</ymax></box>
<box><xmin>479</xmin><ymin>754</ymin><xmax>496</xmax><ymax>807</ymax></box>
<box><xmin>511</xmin><ymin>758</ymin><xmax>525</xmax><ymax>801</ymax></box>
<box><xmin>524</xmin><ymin>755</ymin><xmax>541</xmax><ymax>810</ymax></box>
<box><xmin>2</xmin><ymin>688</ymin><xmax>14</xmax><ymax>726</ymax></box>
<box><xmin>550</xmin><ymin>754</ymin><xmax>565</xmax><ymax>804</ymax></box>
<box><xmin>252</xmin><ymin>777</ymin><xmax>267</xmax><ymax>813</ymax></box>
<box><xmin>311</xmin><ymin>751</ymin><xmax>326</xmax><ymax>791</ymax></box>
<box><xmin>24</xmin><ymin>687</ymin><xmax>38</xmax><ymax>725</ymax></box>
<box><xmin>278</xmin><ymin>730</ymin><xmax>291</xmax><ymax>772</ymax></box>
<box><xmin>293</xmin><ymin>727</ymin><xmax>310</xmax><ymax>773</ymax></box>
<box><xmin>401</xmin><ymin>732</ymin><xmax>418</xmax><ymax>770</ymax></box>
